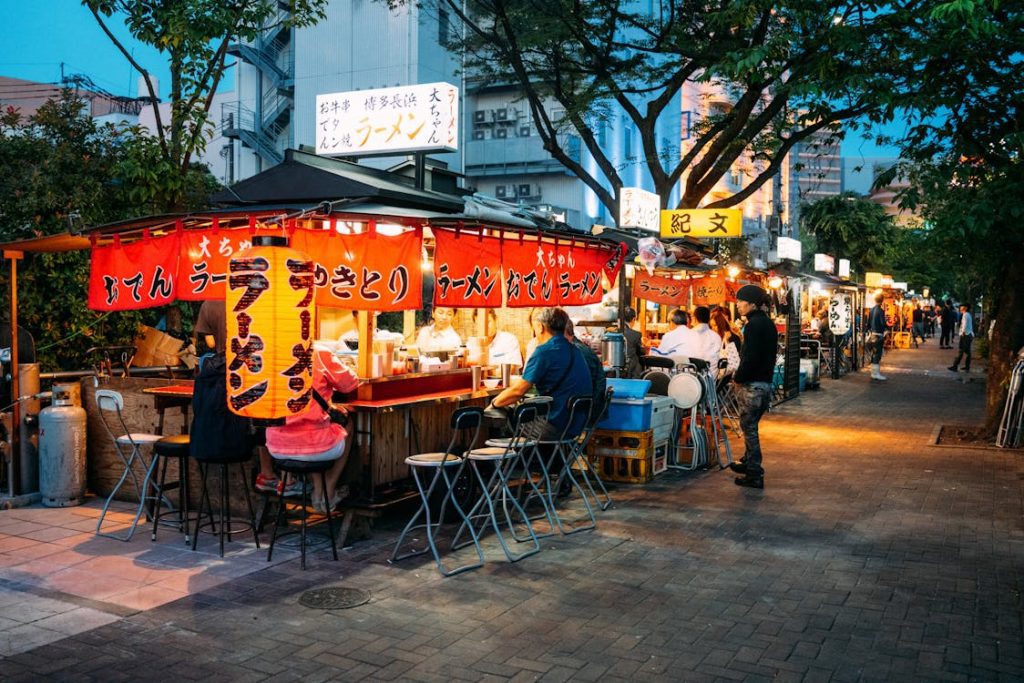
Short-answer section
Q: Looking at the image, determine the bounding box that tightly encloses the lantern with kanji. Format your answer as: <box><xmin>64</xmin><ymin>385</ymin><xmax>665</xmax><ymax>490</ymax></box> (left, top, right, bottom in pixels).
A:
<box><xmin>226</xmin><ymin>235</ymin><xmax>315</xmax><ymax>419</ymax></box>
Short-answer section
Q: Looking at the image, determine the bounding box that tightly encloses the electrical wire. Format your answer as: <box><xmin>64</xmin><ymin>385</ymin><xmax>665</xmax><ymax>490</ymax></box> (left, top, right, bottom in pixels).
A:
<box><xmin>34</xmin><ymin>312</ymin><xmax>115</xmax><ymax>352</ymax></box>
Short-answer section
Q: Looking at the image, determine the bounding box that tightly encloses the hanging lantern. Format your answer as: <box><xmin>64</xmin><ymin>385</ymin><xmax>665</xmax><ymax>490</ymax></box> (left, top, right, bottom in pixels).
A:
<box><xmin>226</xmin><ymin>235</ymin><xmax>315</xmax><ymax>419</ymax></box>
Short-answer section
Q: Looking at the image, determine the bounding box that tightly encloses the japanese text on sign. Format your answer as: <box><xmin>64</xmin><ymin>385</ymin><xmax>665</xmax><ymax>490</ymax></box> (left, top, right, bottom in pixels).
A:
<box><xmin>87</xmin><ymin>233</ymin><xmax>180</xmax><ymax>311</ymax></box>
<box><xmin>633</xmin><ymin>271</ymin><xmax>689</xmax><ymax>306</ymax></box>
<box><xmin>619</xmin><ymin>188</ymin><xmax>660</xmax><ymax>232</ymax></box>
<box><xmin>315</xmin><ymin>83</ymin><xmax>459</xmax><ymax>156</ymax></box>
<box><xmin>659</xmin><ymin>209</ymin><xmax>742</xmax><ymax>238</ymax></box>
<box><xmin>828</xmin><ymin>294</ymin><xmax>851</xmax><ymax>335</ymax></box>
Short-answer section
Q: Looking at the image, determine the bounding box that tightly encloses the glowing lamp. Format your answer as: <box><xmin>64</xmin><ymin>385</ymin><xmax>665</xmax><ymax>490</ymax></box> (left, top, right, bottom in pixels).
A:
<box><xmin>226</xmin><ymin>235</ymin><xmax>315</xmax><ymax>419</ymax></box>
<box><xmin>727</xmin><ymin>265</ymin><xmax>740</xmax><ymax>279</ymax></box>
<box><xmin>768</xmin><ymin>276</ymin><xmax>783</xmax><ymax>289</ymax></box>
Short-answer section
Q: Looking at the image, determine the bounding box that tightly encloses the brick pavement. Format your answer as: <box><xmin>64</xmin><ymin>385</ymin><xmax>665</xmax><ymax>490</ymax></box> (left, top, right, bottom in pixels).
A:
<box><xmin>1</xmin><ymin>340</ymin><xmax>1021</xmax><ymax>681</ymax></box>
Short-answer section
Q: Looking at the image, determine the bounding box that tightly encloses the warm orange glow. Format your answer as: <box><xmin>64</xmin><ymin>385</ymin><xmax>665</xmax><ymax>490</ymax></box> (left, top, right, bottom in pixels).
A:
<box><xmin>226</xmin><ymin>243</ymin><xmax>315</xmax><ymax>419</ymax></box>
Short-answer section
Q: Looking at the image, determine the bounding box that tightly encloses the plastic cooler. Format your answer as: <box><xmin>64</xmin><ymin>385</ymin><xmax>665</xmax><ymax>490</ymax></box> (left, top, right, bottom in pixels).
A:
<box><xmin>596</xmin><ymin>395</ymin><xmax>673</xmax><ymax>431</ymax></box>
<box><xmin>606</xmin><ymin>378</ymin><xmax>651</xmax><ymax>399</ymax></box>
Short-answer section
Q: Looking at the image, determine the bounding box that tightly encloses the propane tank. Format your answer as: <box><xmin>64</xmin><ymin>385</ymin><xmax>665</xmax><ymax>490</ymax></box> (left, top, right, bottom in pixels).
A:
<box><xmin>38</xmin><ymin>388</ymin><xmax>88</xmax><ymax>507</ymax></box>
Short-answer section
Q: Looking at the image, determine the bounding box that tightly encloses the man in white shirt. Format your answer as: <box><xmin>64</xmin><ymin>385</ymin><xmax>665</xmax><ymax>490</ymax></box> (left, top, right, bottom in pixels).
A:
<box><xmin>472</xmin><ymin>308</ymin><xmax>523</xmax><ymax>367</ymax></box>
<box><xmin>417</xmin><ymin>307</ymin><xmax>463</xmax><ymax>352</ymax></box>
<box><xmin>653</xmin><ymin>309</ymin><xmax>698</xmax><ymax>362</ymax></box>
<box><xmin>948</xmin><ymin>303</ymin><xmax>975</xmax><ymax>373</ymax></box>
<box><xmin>690</xmin><ymin>306</ymin><xmax>723</xmax><ymax>368</ymax></box>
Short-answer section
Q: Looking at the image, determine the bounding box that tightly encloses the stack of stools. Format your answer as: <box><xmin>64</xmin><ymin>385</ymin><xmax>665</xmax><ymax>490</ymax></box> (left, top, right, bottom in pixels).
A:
<box><xmin>453</xmin><ymin>403</ymin><xmax>543</xmax><ymax>563</ymax></box>
<box><xmin>391</xmin><ymin>407</ymin><xmax>485</xmax><ymax>576</ymax></box>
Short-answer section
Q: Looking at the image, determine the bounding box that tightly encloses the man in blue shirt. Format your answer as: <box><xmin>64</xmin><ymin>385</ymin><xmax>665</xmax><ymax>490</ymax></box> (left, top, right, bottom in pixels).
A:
<box><xmin>948</xmin><ymin>303</ymin><xmax>975</xmax><ymax>373</ymax></box>
<box><xmin>490</xmin><ymin>307</ymin><xmax>592</xmax><ymax>439</ymax></box>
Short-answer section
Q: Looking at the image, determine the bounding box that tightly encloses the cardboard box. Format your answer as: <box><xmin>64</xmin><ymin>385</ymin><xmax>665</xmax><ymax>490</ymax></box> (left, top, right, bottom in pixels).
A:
<box><xmin>133</xmin><ymin>325</ymin><xmax>185</xmax><ymax>367</ymax></box>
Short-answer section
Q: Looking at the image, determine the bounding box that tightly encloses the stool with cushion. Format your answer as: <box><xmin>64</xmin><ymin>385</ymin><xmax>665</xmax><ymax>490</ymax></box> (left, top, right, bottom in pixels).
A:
<box><xmin>150</xmin><ymin>434</ymin><xmax>193</xmax><ymax>543</ymax></box>
<box><xmin>454</xmin><ymin>403</ymin><xmax>543</xmax><ymax>563</ymax></box>
<box><xmin>266</xmin><ymin>457</ymin><xmax>340</xmax><ymax>570</ymax></box>
<box><xmin>391</xmin><ymin>407</ymin><xmax>485</xmax><ymax>576</ymax></box>
<box><xmin>95</xmin><ymin>389</ymin><xmax>163</xmax><ymax>541</ymax></box>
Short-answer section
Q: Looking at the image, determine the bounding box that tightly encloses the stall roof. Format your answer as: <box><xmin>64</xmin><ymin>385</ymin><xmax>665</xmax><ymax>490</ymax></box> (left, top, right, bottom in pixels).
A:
<box><xmin>0</xmin><ymin>232</ymin><xmax>91</xmax><ymax>254</ymax></box>
<box><xmin>209</xmin><ymin>148</ymin><xmax>464</xmax><ymax>213</ymax></box>
<box><xmin>595</xmin><ymin>226</ymin><xmax>717</xmax><ymax>272</ymax></box>
<box><xmin>799</xmin><ymin>271</ymin><xmax>864</xmax><ymax>289</ymax></box>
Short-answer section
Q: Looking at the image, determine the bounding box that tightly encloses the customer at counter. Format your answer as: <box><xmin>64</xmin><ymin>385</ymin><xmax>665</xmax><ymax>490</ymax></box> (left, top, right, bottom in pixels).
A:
<box><xmin>652</xmin><ymin>308</ymin><xmax>698</xmax><ymax>361</ymax></box>
<box><xmin>690</xmin><ymin>306</ymin><xmax>723</xmax><ymax>368</ymax></box>
<box><xmin>416</xmin><ymin>307</ymin><xmax>462</xmax><ymax>352</ymax></box>
<box><xmin>491</xmin><ymin>307</ymin><xmax>592</xmax><ymax>439</ymax></box>
<box><xmin>471</xmin><ymin>308</ymin><xmax>523</xmax><ymax>368</ymax></box>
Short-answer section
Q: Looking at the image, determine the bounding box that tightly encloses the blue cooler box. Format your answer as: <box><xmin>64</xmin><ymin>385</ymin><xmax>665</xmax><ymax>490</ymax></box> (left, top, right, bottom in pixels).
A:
<box><xmin>597</xmin><ymin>397</ymin><xmax>662</xmax><ymax>431</ymax></box>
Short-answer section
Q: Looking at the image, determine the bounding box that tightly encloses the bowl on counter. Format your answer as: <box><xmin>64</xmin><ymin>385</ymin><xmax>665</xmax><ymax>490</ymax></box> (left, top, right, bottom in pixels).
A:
<box><xmin>481</xmin><ymin>378</ymin><xmax>501</xmax><ymax>389</ymax></box>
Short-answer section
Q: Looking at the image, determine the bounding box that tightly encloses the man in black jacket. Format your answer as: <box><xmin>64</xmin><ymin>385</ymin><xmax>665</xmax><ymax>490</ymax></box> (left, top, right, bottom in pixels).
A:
<box><xmin>728</xmin><ymin>284</ymin><xmax>778</xmax><ymax>489</ymax></box>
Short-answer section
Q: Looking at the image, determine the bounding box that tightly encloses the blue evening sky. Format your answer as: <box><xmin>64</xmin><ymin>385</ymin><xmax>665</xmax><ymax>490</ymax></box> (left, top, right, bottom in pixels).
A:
<box><xmin>2</xmin><ymin>1</ymin><xmax>897</xmax><ymax>192</ymax></box>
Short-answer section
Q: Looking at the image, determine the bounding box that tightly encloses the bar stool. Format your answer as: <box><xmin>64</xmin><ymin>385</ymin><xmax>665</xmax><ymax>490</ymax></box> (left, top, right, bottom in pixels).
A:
<box><xmin>266</xmin><ymin>458</ymin><xmax>339</xmax><ymax>570</ymax></box>
<box><xmin>150</xmin><ymin>434</ymin><xmax>192</xmax><ymax>543</ymax></box>
<box><xmin>190</xmin><ymin>451</ymin><xmax>261</xmax><ymax>558</ymax></box>
<box><xmin>391</xmin><ymin>407</ymin><xmax>485</xmax><ymax>576</ymax></box>
<box><xmin>454</xmin><ymin>403</ymin><xmax>542</xmax><ymax>563</ymax></box>
<box><xmin>95</xmin><ymin>389</ymin><xmax>163</xmax><ymax>541</ymax></box>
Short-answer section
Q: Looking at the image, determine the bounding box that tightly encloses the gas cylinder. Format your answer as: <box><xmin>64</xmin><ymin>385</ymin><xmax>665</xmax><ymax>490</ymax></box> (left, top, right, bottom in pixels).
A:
<box><xmin>38</xmin><ymin>388</ymin><xmax>88</xmax><ymax>507</ymax></box>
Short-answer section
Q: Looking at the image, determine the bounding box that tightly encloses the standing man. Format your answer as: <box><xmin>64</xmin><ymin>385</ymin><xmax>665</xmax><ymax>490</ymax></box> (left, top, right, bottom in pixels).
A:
<box><xmin>911</xmin><ymin>302</ymin><xmax>926</xmax><ymax>348</ymax></box>
<box><xmin>867</xmin><ymin>292</ymin><xmax>889</xmax><ymax>381</ymax></box>
<box><xmin>727</xmin><ymin>285</ymin><xmax>777</xmax><ymax>489</ymax></box>
<box><xmin>619</xmin><ymin>306</ymin><xmax>645</xmax><ymax>379</ymax></box>
<box><xmin>416</xmin><ymin>306</ymin><xmax>463</xmax><ymax>352</ymax></box>
<box><xmin>948</xmin><ymin>303</ymin><xmax>975</xmax><ymax>373</ymax></box>
<box><xmin>940</xmin><ymin>301</ymin><xmax>955</xmax><ymax>349</ymax></box>
<box><xmin>471</xmin><ymin>308</ymin><xmax>523</xmax><ymax>368</ymax></box>
<box><xmin>194</xmin><ymin>299</ymin><xmax>226</xmax><ymax>356</ymax></box>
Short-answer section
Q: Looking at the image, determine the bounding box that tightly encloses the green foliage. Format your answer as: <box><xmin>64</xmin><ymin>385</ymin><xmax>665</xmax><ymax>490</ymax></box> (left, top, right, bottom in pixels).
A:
<box><xmin>425</xmin><ymin>0</ymin><xmax>909</xmax><ymax>215</ymax></box>
<box><xmin>0</xmin><ymin>92</ymin><xmax>211</xmax><ymax>371</ymax></box>
<box><xmin>83</xmin><ymin>0</ymin><xmax>327</xmax><ymax>210</ymax></box>
<box><xmin>798</xmin><ymin>193</ymin><xmax>900</xmax><ymax>276</ymax></box>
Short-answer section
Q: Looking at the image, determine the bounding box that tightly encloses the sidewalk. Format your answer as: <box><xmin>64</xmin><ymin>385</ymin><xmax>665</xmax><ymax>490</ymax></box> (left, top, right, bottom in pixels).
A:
<box><xmin>2</xmin><ymin>339</ymin><xmax>1021</xmax><ymax>681</ymax></box>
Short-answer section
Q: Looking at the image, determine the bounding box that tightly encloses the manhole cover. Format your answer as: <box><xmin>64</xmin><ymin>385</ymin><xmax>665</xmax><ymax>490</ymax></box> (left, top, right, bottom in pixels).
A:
<box><xmin>298</xmin><ymin>586</ymin><xmax>371</xmax><ymax>610</ymax></box>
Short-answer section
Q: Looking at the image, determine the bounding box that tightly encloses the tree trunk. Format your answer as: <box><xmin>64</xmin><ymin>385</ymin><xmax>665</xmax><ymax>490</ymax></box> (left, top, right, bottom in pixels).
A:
<box><xmin>984</xmin><ymin>256</ymin><xmax>1024</xmax><ymax>436</ymax></box>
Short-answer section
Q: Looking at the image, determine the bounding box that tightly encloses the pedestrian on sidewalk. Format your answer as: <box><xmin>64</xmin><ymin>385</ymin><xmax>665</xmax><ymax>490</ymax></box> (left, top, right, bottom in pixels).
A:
<box><xmin>727</xmin><ymin>284</ymin><xmax>777</xmax><ymax>489</ymax></box>
<box><xmin>939</xmin><ymin>301</ymin><xmax>955</xmax><ymax>348</ymax></box>
<box><xmin>948</xmin><ymin>303</ymin><xmax>975</xmax><ymax>373</ymax></box>
<box><xmin>867</xmin><ymin>291</ymin><xmax>889</xmax><ymax>381</ymax></box>
<box><xmin>911</xmin><ymin>302</ymin><xmax>926</xmax><ymax>347</ymax></box>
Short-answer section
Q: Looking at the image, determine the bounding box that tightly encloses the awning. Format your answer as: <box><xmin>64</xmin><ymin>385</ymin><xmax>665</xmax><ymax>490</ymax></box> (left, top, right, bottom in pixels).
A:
<box><xmin>0</xmin><ymin>233</ymin><xmax>91</xmax><ymax>254</ymax></box>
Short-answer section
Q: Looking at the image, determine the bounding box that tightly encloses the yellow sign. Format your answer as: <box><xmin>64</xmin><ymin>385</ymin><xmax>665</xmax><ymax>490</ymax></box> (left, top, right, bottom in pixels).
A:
<box><xmin>660</xmin><ymin>209</ymin><xmax>742</xmax><ymax>238</ymax></box>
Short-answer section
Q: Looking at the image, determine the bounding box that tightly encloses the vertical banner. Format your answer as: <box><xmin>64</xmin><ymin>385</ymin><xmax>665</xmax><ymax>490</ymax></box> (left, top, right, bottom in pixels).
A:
<box><xmin>632</xmin><ymin>271</ymin><xmax>690</xmax><ymax>306</ymax></box>
<box><xmin>829</xmin><ymin>293</ymin><xmax>851</xmax><ymax>335</ymax></box>
<box><xmin>291</xmin><ymin>228</ymin><xmax>422</xmax><ymax>310</ymax></box>
<box><xmin>432</xmin><ymin>229</ymin><xmax>502</xmax><ymax>308</ymax></box>
<box><xmin>226</xmin><ymin>243</ymin><xmax>315</xmax><ymax>419</ymax></box>
<box><xmin>177</xmin><ymin>227</ymin><xmax>253</xmax><ymax>300</ymax></box>
<box><xmin>555</xmin><ymin>243</ymin><xmax>607</xmax><ymax>306</ymax></box>
<box><xmin>502</xmin><ymin>238</ymin><xmax>559</xmax><ymax>308</ymax></box>
<box><xmin>87</xmin><ymin>232</ymin><xmax>180</xmax><ymax>311</ymax></box>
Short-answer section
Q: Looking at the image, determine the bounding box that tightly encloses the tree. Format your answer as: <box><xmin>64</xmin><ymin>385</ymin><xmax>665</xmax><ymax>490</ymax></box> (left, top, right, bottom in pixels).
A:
<box><xmin>417</xmin><ymin>0</ymin><xmax>906</xmax><ymax>216</ymax></box>
<box><xmin>798</xmin><ymin>193</ymin><xmax>899</xmax><ymax>276</ymax></box>
<box><xmin>880</xmin><ymin>0</ymin><xmax>1024</xmax><ymax>433</ymax></box>
<box><xmin>84</xmin><ymin>0</ymin><xmax>328</xmax><ymax>211</ymax></box>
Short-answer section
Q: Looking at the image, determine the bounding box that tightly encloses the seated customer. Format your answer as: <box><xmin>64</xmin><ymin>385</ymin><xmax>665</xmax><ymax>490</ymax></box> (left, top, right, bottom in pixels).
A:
<box><xmin>490</xmin><ymin>307</ymin><xmax>592</xmax><ymax>439</ymax></box>
<box><xmin>652</xmin><ymin>308</ymin><xmax>698</xmax><ymax>361</ymax></box>
<box><xmin>264</xmin><ymin>348</ymin><xmax>360</xmax><ymax>511</ymax></box>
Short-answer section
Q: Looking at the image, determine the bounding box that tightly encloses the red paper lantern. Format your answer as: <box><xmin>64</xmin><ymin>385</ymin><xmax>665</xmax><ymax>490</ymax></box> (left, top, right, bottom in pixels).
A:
<box><xmin>225</xmin><ymin>236</ymin><xmax>315</xmax><ymax>419</ymax></box>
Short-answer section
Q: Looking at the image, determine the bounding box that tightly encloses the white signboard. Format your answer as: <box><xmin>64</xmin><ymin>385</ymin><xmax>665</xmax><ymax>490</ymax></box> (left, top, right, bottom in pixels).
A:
<box><xmin>619</xmin><ymin>188</ymin><xmax>660</xmax><ymax>232</ymax></box>
<box><xmin>893</xmin><ymin>281</ymin><xmax>908</xmax><ymax>291</ymax></box>
<box><xmin>776</xmin><ymin>236</ymin><xmax>802</xmax><ymax>261</ymax></box>
<box><xmin>838</xmin><ymin>258</ymin><xmax>850</xmax><ymax>278</ymax></box>
<box><xmin>814</xmin><ymin>253</ymin><xmax>835</xmax><ymax>274</ymax></box>
<box><xmin>315</xmin><ymin>82</ymin><xmax>459</xmax><ymax>156</ymax></box>
<box><xmin>829</xmin><ymin>293</ymin><xmax>852</xmax><ymax>335</ymax></box>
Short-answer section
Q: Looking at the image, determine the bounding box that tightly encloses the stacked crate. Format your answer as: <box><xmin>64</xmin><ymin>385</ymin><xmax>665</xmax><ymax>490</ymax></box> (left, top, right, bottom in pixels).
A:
<box><xmin>588</xmin><ymin>395</ymin><xmax>675</xmax><ymax>483</ymax></box>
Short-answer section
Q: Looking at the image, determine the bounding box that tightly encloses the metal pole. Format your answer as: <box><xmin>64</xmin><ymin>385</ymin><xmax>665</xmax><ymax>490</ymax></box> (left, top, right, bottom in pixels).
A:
<box><xmin>414</xmin><ymin>152</ymin><xmax>426</xmax><ymax>191</ymax></box>
<box><xmin>5</xmin><ymin>250</ymin><xmax>23</xmax><ymax>496</ymax></box>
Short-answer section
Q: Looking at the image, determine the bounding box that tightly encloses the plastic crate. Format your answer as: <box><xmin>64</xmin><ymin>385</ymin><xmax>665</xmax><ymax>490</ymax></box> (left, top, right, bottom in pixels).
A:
<box><xmin>653</xmin><ymin>422</ymin><xmax>673</xmax><ymax>445</ymax></box>
<box><xmin>591</xmin><ymin>438</ymin><xmax>670</xmax><ymax>484</ymax></box>
<box><xmin>606</xmin><ymin>378</ymin><xmax>651</xmax><ymax>399</ymax></box>
<box><xmin>596</xmin><ymin>397</ymin><xmax>659</xmax><ymax>431</ymax></box>
<box><xmin>588</xmin><ymin>429</ymin><xmax>653</xmax><ymax>457</ymax></box>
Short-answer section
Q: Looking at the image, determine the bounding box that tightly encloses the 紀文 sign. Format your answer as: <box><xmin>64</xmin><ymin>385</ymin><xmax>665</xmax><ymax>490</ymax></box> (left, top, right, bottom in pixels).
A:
<box><xmin>316</xmin><ymin>82</ymin><xmax>459</xmax><ymax>156</ymax></box>
<box><xmin>659</xmin><ymin>209</ymin><xmax>742</xmax><ymax>238</ymax></box>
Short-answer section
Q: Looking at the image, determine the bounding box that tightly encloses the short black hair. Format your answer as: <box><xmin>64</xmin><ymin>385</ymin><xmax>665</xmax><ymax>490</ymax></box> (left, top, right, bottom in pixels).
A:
<box><xmin>694</xmin><ymin>306</ymin><xmax>710</xmax><ymax>324</ymax></box>
<box><xmin>536</xmin><ymin>307</ymin><xmax>570</xmax><ymax>334</ymax></box>
<box><xmin>670</xmin><ymin>309</ymin><xmax>687</xmax><ymax>326</ymax></box>
<box><xmin>624</xmin><ymin>306</ymin><xmax>637</xmax><ymax>323</ymax></box>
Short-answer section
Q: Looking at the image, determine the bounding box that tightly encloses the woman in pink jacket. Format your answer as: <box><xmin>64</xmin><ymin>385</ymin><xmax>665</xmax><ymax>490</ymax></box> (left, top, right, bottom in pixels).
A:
<box><xmin>264</xmin><ymin>348</ymin><xmax>359</xmax><ymax>511</ymax></box>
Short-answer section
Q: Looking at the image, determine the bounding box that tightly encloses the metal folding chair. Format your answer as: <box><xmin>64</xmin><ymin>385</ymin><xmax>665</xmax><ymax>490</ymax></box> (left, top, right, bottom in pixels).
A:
<box><xmin>94</xmin><ymin>389</ymin><xmax>163</xmax><ymax>541</ymax></box>
<box><xmin>390</xmin><ymin>407</ymin><xmax>485</xmax><ymax>576</ymax></box>
<box><xmin>568</xmin><ymin>387</ymin><xmax>614</xmax><ymax>511</ymax></box>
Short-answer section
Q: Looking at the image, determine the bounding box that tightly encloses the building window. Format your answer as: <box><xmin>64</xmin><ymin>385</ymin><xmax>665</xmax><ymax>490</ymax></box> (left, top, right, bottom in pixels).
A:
<box><xmin>438</xmin><ymin>8</ymin><xmax>450</xmax><ymax>46</ymax></box>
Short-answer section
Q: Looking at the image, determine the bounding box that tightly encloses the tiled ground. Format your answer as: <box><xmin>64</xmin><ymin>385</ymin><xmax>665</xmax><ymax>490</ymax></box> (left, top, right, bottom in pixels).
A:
<box><xmin>1</xmin><ymin>340</ymin><xmax>1021</xmax><ymax>681</ymax></box>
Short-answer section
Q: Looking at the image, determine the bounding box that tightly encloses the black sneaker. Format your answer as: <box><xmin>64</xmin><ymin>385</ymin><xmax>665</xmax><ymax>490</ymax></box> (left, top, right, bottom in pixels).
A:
<box><xmin>728</xmin><ymin>462</ymin><xmax>747</xmax><ymax>474</ymax></box>
<box><xmin>947</xmin><ymin>366</ymin><xmax>958</xmax><ymax>372</ymax></box>
<box><xmin>734</xmin><ymin>476</ymin><xmax>764</xmax><ymax>489</ymax></box>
